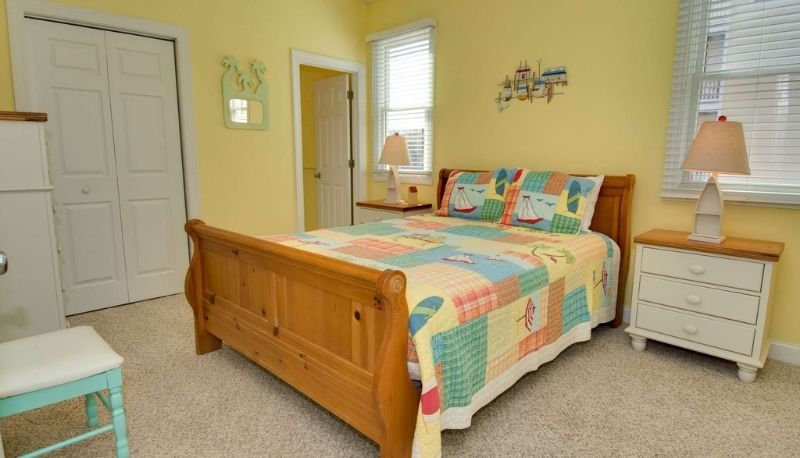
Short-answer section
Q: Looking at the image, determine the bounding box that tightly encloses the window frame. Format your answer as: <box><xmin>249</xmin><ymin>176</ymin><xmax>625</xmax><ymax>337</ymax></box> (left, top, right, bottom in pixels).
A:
<box><xmin>661</xmin><ymin>0</ymin><xmax>800</xmax><ymax>207</ymax></box>
<box><xmin>368</xmin><ymin>19</ymin><xmax>436</xmax><ymax>185</ymax></box>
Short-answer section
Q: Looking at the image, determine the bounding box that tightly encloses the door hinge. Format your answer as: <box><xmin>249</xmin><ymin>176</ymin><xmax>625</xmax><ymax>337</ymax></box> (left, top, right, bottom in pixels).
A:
<box><xmin>347</xmin><ymin>89</ymin><xmax>354</xmax><ymax>100</ymax></box>
<box><xmin>348</xmin><ymin>159</ymin><xmax>355</xmax><ymax>168</ymax></box>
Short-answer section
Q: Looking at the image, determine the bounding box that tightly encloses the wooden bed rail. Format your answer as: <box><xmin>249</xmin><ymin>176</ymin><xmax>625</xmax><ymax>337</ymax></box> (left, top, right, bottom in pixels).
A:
<box><xmin>184</xmin><ymin>220</ymin><xmax>419</xmax><ymax>456</ymax></box>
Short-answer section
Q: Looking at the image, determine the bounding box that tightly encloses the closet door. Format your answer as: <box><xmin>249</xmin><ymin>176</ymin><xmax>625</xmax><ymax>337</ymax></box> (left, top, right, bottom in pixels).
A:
<box><xmin>25</xmin><ymin>19</ymin><xmax>130</xmax><ymax>314</ymax></box>
<box><xmin>106</xmin><ymin>31</ymin><xmax>189</xmax><ymax>302</ymax></box>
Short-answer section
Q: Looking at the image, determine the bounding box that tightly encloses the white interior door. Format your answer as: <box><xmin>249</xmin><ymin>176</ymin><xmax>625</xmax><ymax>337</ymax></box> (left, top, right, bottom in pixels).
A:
<box><xmin>24</xmin><ymin>19</ymin><xmax>189</xmax><ymax>314</ymax></box>
<box><xmin>106</xmin><ymin>31</ymin><xmax>189</xmax><ymax>302</ymax></box>
<box><xmin>26</xmin><ymin>19</ymin><xmax>129</xmax><ymax>314</ymax></box>
<box><xmin>314</xmin><ymin>74</ymin><xmax>352</xmax><ymax>228</ymax></box>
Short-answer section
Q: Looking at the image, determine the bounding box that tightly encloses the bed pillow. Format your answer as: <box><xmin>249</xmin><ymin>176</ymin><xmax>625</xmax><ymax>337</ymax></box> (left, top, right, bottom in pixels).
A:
<box><xmin>499</xmin><ymin>169</ymin><xmax>598</xmax><ymax>234</ymax></box>
<box><xmin>436</xmin><ymin>168</ymin><xmax>516</xmax><ymax>221</ymax></box>
<box><xmin>580</xmin><ymin>175</ymin><xmax>604</xmax><ymax>232</ymax></box>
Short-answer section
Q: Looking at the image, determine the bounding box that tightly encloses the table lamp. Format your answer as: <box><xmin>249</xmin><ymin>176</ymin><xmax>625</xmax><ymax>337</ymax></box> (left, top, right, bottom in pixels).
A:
<box><xmin>379</xmin><ymin>132</ymin><xmax>411</xmax><ymax>204</ymax></box>
<box><xmin>680</xmin><ymin>115</ymin><xmax>750</xmax><ymax>244</ymax></box>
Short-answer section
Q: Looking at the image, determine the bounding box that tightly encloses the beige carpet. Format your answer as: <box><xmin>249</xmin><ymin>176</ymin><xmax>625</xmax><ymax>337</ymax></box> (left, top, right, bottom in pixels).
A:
<box><xmin>2</xmin><ymin>294</ymin><xmax>799</xmax><ymax>457</ymax></box>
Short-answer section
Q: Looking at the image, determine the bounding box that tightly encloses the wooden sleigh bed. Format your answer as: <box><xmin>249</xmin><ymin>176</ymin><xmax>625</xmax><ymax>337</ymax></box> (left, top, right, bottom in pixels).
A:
<box><xmin>184</xmin><ymin>169</ymin><xmax>635</xmax><ymax>457</ymax></box>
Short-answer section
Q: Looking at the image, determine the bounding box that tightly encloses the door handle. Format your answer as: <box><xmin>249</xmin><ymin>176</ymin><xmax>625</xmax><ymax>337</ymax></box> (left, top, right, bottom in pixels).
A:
<box><xmin>0</xmin><ymin>251</ymin><xmax>7</xmax><ymax>275</ymax></box>
<box><xmin>313</xmin><ymin>172</ymin><xmax>321</xmax><ymax>179</ymax></box>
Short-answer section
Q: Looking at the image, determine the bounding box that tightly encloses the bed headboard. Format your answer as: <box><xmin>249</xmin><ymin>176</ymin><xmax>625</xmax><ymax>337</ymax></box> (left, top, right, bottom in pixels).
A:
<box><xmin>436</xmin><ymin>168</ymin><xmax>635</xmax><ymax>327</ymax></box>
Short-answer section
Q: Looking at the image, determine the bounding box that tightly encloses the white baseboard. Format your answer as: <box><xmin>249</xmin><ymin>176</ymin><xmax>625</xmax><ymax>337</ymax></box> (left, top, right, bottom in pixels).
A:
<box><xmin>768</xmin><ymin>340</ymin><xmax>800</xmax><ymax>366</ymax></box>
<box><xmin>618</xmin><ymin>306</ymin><xmax>799</xmax><ymax>366</ymax></box>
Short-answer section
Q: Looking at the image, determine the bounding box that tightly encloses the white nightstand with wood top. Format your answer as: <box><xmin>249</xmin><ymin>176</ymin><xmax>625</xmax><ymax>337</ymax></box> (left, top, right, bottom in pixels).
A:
<box><xmin>625</xmin><ymin>229</ymin><xmax>784</xmax><ymax>382</ymax></box>
<box><xmin>355</xmin><ymin>200</ymin><xmax>432</xmax><ymax>224</ymax></box>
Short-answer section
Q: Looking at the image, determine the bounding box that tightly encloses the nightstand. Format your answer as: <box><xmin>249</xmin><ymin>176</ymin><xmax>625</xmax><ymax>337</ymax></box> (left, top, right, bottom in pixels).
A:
<box><xmin>355</xmin><ymin>200</ymin><xmax>432</xmax><ymax>224</ymax></box>
<box><xmin>625</xmin><ymin>229</ymin><xmax>783</xmax><ymax>382</ymax></box>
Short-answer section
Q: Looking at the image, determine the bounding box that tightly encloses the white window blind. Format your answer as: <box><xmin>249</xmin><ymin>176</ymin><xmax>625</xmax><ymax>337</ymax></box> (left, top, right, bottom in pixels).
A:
<box><xmin>662</xmin><ymin>0</ymin><xmax>800</xmax><ymax>205</ymax></box>
<box><xmin>370</xmin><ymin>23</ymin><xmax>435</xmax><ymax>181</ymax></box>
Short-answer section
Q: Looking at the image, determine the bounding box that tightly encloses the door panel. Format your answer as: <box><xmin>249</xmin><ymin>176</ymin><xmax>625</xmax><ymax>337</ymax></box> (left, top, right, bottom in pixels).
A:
<box><xmin>106</xmin><ymin>31</ymin><xmax>189</xmax><ymax>302</ymax></box>
<box><xmin>52</xmin><ymin>88</ymin><xmax>111</xmax><ymax>174</ymax></box>
<box><xmin>121</xmin><ymin>95</ymin><xmax>168</xmax><ymax>173</ymax></box>
<box><xmin>129</xmin><ymin>198</ymin><xmax>173</xmax><ymax>274</ymax></box>
<box><xmin>315</xmin><ymin>74</ymin><xmax>352</xmax><ymax>229</ymax></box>
<box><xmin>62</xmin><ymin>202</ymin><xmax>121</xmax><ymax>285</ymax></box>
<box><xmin>25</xmin><ymin>19</ymin><xmax>130</xmax><ymax>314</ymax></box>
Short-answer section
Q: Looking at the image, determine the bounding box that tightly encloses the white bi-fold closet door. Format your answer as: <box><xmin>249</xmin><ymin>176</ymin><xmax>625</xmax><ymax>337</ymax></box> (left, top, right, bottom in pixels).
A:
<box><xmin>25</xmin><ymin>19</ymin><xmax>189</xmax><ymax>315</ymax></box>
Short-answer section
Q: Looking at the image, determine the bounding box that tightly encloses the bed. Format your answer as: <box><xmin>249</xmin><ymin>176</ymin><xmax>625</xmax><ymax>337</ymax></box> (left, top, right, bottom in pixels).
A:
<box><xmin>184</xmin><ymin>169</ymin><xmax>634</xmax><ymax>457</ymax></box>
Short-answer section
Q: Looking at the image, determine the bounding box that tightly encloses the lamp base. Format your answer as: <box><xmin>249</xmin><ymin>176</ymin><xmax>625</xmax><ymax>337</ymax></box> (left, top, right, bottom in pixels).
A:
<box><xmin>384</xmin><ymin>165</ymin><xmax>402</xmax><ymax>204</ymax></box>
<box><xmin>688</xmin><ymin>173</ymin><xmax>725</xmax><ymax>245</ymax></box>
<box><xmin>688</xmin><ymin>234</ymin><xmax>726</xmax><ymax>244</ymax></box>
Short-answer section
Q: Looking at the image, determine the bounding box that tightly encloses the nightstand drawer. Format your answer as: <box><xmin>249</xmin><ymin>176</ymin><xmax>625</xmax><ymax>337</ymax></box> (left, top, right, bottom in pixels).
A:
<box><xmin>356</xmin><ymin>208</ymin><xmax>393</xmax><ymax>224</ymax></box>
<box><xmin>640</xmin><ymin>247</ymin><xmax>764</xmax><ymax>292</ymax></box>
<box><xmin>638</xmin><ymin>276</ymin><xmax>759</xmax><ymax>324</ymax></box>
<box><xmin>636</xmin><ymin>303</ymin><xmax>755</xmax><ymax>356</ymax></box>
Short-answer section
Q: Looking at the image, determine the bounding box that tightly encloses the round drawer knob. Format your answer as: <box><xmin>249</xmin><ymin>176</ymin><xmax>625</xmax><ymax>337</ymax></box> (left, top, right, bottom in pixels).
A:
<box><xmin>685</xmin><ymin>295</ymin><xmax>702</xmax><ymax>306</ymax></box>
<box><xmin>682</xmin><ymin>324</ymin><xmax>699</xmax><ymax>335</ymax></box>
<box><xmin>688</xmin><ymin>264</ymin><xmax>705</xmax><ymax>275</ymax></box>
<box><xmin>81</xmin><ymin>187</ymin><xmax>91</xmax><ymax>194</ymax></box>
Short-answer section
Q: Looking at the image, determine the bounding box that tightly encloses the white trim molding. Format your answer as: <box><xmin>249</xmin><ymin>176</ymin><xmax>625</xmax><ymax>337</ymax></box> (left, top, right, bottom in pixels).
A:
<box><xmin>365</xmin><ymin>17</ymin><xmax>436</xmax><ymax>42</ymax></box>
<box><xmin>6</xmin><ymin>0</ymin><xmax>201</xmax><ymax>220</ymax></box>
<box><xmin>622</xmin><ymin>306</ymin><xmax>631</xmax><ymax>325</ymax></box>
<box><xmin>290</xmin><ymin>49</ymin><xmax>367</xmax><ymax>231</ymax></box>
<box><xmin>768</xmin><ymin>339</ymin><xmax>800</xmax><ymax>366</ymax></box>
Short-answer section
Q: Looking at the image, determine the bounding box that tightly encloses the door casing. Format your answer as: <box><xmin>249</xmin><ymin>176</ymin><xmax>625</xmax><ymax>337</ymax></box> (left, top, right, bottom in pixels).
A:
<box><xmin>6</xmin><ymin>0</ymin><xmax>201</xmax><ymax>221</ymax></box>
<box><xmin>291</xmin><ymin>49</ymin><xmax>367</xmax><ymax>232</ymax></box>
<box><xmin>23</xmin><ymin>19</ymin><xmax>190</xmax><ymax>314</ymax></box>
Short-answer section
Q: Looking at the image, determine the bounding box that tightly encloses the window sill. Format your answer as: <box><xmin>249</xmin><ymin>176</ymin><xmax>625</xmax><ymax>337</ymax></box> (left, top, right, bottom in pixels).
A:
<box><xmin>372</xmin><ymin>172</ymin><xmax>433</xmax><ymax>186</ymax></box>
<box><xmin>661</xmin><ymin>191</ymin><xmax>800</xmax><ymax>209</ymax></box>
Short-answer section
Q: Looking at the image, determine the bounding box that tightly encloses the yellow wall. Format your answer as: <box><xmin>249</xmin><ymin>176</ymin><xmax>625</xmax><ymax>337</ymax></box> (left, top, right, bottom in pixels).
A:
<box><xmin>366</xmin><ymin>0</ymin><xmax>800</xmax><ymax>345</ymax></box>
<box><xmin>1</xmin><ymin>0</ymin><xmax>796</xmax><ymax>344</ymax></box>
<box><xmin>0</xmin><ymin>0</ymin><xmax>366</xmax><ymax>235</ymax></box>
<box><xmin>300</xmin><ymin>65</ymin><xmax>346</xmax><ymax>231</ymax></box>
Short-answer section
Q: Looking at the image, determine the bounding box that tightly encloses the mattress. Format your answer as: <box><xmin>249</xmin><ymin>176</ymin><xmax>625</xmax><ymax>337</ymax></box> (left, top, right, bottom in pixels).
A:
<box><xmin>263</xmin><ymin>214</ymin><xmax>619</xmax><ymax>457</ymax></box>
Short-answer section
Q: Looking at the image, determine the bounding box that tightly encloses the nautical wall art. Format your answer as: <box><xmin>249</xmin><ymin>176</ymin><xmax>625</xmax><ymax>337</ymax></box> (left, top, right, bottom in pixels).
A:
<box><xmin>222</xmin><ymin>55</ymin><xmax>269</xmax><ymax>130</ymax></box>
<box><xmin>495</xmin><ymin>59</ymin><xmax>567</xmax><ymax>112</ymax></box>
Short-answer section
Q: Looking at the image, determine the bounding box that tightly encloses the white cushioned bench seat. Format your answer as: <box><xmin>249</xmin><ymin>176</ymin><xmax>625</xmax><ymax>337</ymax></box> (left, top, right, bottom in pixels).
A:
<box><xmin>0</xmin><ymin>326</ymin><xmax>124</xmax><ymax>398</ymax></box>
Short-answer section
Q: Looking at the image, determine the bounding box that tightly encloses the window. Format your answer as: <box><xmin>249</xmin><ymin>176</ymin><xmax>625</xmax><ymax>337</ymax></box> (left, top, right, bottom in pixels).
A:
<box><xmin>662</xmin><ymin>0</ymin><xmax>800</xmax><ymax>205</ymax></box>
<box><xmin>369</xmin><ymin>20</ymin><xmax>435</xmax><ymax>182</ymax></box>
<box><xmin>228</xmin><ymin>99</ymin><xmax>249</xmax><ymax>124</ymax></box>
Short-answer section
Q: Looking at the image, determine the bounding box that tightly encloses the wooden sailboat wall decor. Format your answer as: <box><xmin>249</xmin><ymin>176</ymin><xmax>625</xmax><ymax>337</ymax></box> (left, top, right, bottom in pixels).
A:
<box><xmin>495</xmin><ymin>59</ymin><xmax>568</xmax><ymax>112</ymax></box>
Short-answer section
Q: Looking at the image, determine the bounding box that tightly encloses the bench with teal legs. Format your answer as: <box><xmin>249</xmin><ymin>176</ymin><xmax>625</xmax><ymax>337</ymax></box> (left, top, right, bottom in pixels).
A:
<box><xmin>0</xmin><ymin>326</ymin><xmax>129</xmax><ymax>457</ymax></box>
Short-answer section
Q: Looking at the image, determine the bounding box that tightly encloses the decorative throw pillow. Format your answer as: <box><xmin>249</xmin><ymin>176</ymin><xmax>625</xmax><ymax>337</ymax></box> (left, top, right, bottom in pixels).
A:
<box><xmin>499</xmin><ymin>169</ymin><xmax>597</xmax><ymax>234</ymax></box>
<box><xmin>436</xmin><ymin>168</ymin><xmax>516</xmax><ymax>221</ymax></box>
<box><xmin>580</xmin><ymin>175</ymin><xmax>604</xmax><ymax>232</ymax></box>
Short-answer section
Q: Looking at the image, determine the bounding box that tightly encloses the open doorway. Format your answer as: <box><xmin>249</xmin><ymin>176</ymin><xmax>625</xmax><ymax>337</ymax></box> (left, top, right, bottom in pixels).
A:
<box><xmin>300</xmin><ymin>65</ymin><xmax>351</xmax><ymax>230</ymax></box>
<box><xmin>291</xmin><ymin>50</ymin><xmax>366</xmax><ymax>232</ymax></box>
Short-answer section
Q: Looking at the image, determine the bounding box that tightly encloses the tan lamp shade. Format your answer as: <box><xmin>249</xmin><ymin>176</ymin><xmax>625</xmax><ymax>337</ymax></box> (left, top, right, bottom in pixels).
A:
<box><xmin>378</xmin><ymin>133</ymin><xmax>411</xmax><ymax>166</ymax></box>
<box><xmin>681</xmin><ymin>117</ymin><xmax>751</xmax><ymax>175</ymax></box>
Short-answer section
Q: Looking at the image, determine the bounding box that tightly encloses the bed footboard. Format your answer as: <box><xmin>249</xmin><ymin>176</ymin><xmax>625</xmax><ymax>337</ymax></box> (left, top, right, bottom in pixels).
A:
<box><xmin>185</xmin><ymin>220</ymin><xmax>419</xmax><ymax>457</ymax></box>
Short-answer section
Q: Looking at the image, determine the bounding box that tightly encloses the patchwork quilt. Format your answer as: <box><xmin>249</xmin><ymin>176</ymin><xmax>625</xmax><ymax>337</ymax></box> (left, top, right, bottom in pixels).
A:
<box><xmin>262</xmin><ymin>214</ymin><xmax>619</xmax><ymax>457</ymax></box>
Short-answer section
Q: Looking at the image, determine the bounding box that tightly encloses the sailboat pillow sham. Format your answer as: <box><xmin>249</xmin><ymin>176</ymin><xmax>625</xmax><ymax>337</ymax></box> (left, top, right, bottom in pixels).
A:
<box><xmin>499</xmin><ymin>169</ymin><xmax>597</xmax><ymax>234</ymax></box>
<box><xmin>436</xmin><ymin>168</ymin><xmax>516</xmax><ymax>221</ymax></box>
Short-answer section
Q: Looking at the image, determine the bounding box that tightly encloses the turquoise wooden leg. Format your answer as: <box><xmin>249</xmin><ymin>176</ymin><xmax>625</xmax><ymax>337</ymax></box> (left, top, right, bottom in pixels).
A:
<box><xmin>108</xmin><ymin>386</ymin><xmax>129</xmax><ymax>458</ymax></box>
<box><xmin>85</xmin><ymin>393</ymin><xmax>99</xmax><ymax>428</ymax></box>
